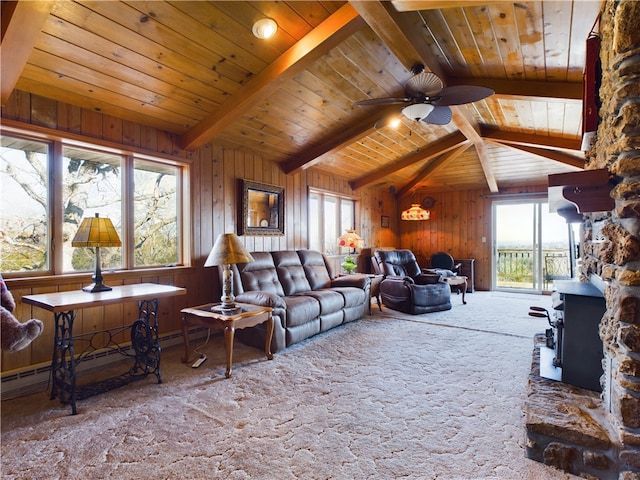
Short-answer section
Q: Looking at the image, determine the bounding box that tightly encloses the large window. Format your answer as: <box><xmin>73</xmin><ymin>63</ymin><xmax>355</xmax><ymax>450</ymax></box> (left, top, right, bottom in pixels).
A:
<box><xmin>493</xmin><ymin>200</ymin><xmax>578</xmax><ymax>293</ymax></box>
<box><xmin>62</xmin><ymin>146</ymin><xmax>123</xmax><ymax>273</ymax></box>
<box><xmin>0</xmin><ymin>137</ymin><xmax>50</xmax><ymax>272</ymax></box>
<box><xmin>308</xmin><ymin>188</ymin><xmax>357</xmax><ymax>255</ymax></box>
<box><xmin>1</xmin><ymin>133</ymin><xmax>189</xmax><ymax>275</ymax></box>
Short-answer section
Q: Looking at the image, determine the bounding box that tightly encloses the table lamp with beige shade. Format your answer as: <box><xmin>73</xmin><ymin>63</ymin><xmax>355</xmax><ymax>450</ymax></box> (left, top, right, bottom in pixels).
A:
<box><xmin>204</xmin><ymin>233</ymin><xmax>254</xmax><ymax>314</ymax></box>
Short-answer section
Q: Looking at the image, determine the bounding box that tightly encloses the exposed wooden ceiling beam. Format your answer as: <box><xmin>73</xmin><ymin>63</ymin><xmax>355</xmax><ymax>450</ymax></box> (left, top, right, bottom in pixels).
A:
<box><xmin>349</xmin><ymin>131</ymin><xmax>468</xmax><ymax>190</ymax></box>
<box><xmin>179</xmin><ymin>3</ymin><xmax>365</xmax><ymax>151</ymax></box>
<box><xmin>349</xmin><ymin>1</ymin><xmax>445</xmax><ymax>80</ymax></box>
<box><xmin>474</xmin><ymin>141</ymin><xmax>499</xmax><ymax>192</ymax></box>
<box><xmin>282</xmin><ymin>105</ymin><xmax>401</xmax><ymax>175</ymax></box>
<box><xmin>447</xmin><ymin>77</ymin><xmax>582</xmax><ymax>102</ymax></box>
<box><xmin>397</xmin><ymin>143</ymin><xmax>472</xmax><ymax>197</ymax></box>
<box><xmin>1</xmin><ymin>0</ymin><xmax>54</xmax><ymax>106</ymax></box>
<box><xmin>481</xmin><ymin>127</ymin><xmax>583</xmax><ymax>152</ymax></box>
<box><xmin>451</xmin><ymin>106</ymin><xmax>481</xmax><ymax>143</ymax></box>
<box><xmin>485</xmin><ymin>140</ymin><xmax>586</xmax><ymax>169</ymax></box>
<box><xmin>390</xmin><ymin>1</ymin><xmax>531</xmax><ymax>12</ymax></box>
<box><xmin>450</xmin><ymin>106</ymin><xmax>498</xmax><ymax>192</ymax></box>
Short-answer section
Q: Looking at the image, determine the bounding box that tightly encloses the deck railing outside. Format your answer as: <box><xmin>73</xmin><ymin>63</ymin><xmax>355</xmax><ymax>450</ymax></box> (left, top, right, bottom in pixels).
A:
<box><xmin>496</xmin><ymin>248</ymin><xmax>572</xmax><ymax>289</ymax></box>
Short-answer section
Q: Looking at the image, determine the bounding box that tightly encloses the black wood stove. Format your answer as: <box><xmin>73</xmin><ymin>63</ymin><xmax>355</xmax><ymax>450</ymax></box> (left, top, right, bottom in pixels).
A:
<box><xmin>529</xmin><ymin>280</ymin><xmax>606</xmax><ymax>392</ymax></box>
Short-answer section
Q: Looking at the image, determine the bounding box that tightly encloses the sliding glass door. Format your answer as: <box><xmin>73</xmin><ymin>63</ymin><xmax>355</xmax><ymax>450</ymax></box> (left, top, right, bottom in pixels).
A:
<box><xmin>493</xmin><ymin>200</ymin><xmax>576</xmax><ymax>293</ymax></box>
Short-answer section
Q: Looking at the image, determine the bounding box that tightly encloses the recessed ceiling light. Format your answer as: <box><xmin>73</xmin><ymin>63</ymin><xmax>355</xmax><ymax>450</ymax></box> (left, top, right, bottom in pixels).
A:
<box><xmin>252</xmin><ymin>18</ymin><xmax>277</xmax><ymax>39</ymax></box>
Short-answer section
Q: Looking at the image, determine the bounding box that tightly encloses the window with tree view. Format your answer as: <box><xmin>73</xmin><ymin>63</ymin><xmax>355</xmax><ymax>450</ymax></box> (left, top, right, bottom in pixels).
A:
<box><xmin>1</xmin><ymin>134</ymin><xmax>188</xmax><ymax>275</ymax></box>
<box><xmin>308</xmin><ymin>189</ymin><xmax>357</xmax><ymax>255</ymax></box>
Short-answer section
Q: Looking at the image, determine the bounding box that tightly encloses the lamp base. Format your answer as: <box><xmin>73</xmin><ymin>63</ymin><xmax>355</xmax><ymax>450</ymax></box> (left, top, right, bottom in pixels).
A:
<box><xmin>82</xmin><ymin>282</ymin><xmax>113</xmax><ymax>293</ymax></box>
<box><xmin>210</xmin><ymin>304</ymin><xmax>243</xmax><ymax>315</ymax></box>
<box><xmin>341</xmin><ymin>255</ymin><xmax>357</xmax><ymax>274</ymax></box>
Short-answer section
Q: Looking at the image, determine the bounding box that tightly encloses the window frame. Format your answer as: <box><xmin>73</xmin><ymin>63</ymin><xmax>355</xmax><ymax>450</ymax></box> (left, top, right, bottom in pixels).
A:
<box><xmin>0</xmin><ymin>125</ymin><xmax>192</xmax><ymax>278</ymax></box>
<box><xmin>307</xmin><ymin>187</ymin><xmax>359</xmax><ymax>255</ymax></box>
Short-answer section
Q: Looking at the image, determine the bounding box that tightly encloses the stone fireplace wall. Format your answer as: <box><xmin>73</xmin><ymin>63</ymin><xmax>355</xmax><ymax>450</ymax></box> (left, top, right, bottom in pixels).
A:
<box><xmin>584</xmin><ymin>0</ymin><xmax>640</xmax><ymax>474</ymax></box>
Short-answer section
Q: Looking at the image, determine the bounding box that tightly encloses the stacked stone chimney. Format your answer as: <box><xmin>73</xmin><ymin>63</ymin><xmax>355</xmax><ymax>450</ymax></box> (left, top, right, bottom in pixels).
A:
<box><xmin>584</xmin><ymin>0</ymin><xmax>640</xmax><ymax>475</ymax></box>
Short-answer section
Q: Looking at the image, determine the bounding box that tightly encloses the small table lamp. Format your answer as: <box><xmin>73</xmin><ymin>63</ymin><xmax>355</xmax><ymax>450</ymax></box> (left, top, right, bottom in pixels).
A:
<box><xmin>71</xmin><ymin>213</ymin><xmax>122</xmax><ymax>292</ymax></box>
<box><xmin>337</xmin><ymin>229</ymin><xmax>364</xmax><ymax>274</ymax></box>
<box><xmin>204</xmin><ymin>233</ymin><xmax>254</xmax><ymax>315</ymax></box>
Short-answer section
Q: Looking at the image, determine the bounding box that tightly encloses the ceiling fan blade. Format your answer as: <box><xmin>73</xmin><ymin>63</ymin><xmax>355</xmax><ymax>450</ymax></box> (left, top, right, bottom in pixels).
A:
<box><xmin>353</xmin><ymin>97</ymin><xmax>411</xmax><ymax>106</ymax></box>
<box><xmin>405</xmin><ymin>72</ymin><xmax>443</xmax><ymax>97</ymax></box>
<box><xmin>436</xmin><ymin>85</ymin><xmax>494</xmax><ymax>106</ymax></box>
<box><xmin>423</xmin><ymin>106</ymin><xmax>452</xmax><ymax>125</ymax></box>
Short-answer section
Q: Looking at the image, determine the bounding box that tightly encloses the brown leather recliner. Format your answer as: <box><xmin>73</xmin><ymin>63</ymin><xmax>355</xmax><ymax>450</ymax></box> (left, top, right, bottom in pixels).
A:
<box><xmin>374</xmin><ymin>249</ymin><xmax>452</xmax><ymax>314</ymax></box>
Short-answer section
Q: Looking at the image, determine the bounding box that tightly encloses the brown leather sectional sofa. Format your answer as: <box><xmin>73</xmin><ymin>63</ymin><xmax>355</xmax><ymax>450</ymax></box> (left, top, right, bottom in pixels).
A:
<box><xmin>231</xmin><ymin>250</ymin><xmax>371</xmax><ymax>352</ymax></box>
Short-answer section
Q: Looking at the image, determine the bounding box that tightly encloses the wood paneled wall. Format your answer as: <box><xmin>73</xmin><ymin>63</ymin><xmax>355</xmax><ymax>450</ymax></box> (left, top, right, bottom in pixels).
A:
<box><xmin>189</xmin><ymin>139</ymin><xmax>400</xmax><ymax>275</ymax></box>
<box><xmin>0</xmin><ymin>90</ymin><xmax>397</xmax><ymax>373</ymax></box>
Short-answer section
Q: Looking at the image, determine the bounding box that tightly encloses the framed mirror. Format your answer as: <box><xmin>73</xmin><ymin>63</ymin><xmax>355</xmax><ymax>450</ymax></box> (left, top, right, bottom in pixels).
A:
<box><xmin>240</xmin><ymin>180</ymin><xmax>284</xmax><ymax>236</ymax></box>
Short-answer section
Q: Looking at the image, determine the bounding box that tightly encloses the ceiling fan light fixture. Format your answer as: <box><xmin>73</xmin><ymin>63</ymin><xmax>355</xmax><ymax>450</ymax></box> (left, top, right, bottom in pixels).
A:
<box><xmin>252</xmin><ymin>18</ymin><xmax>277</xmax><ymax>39</ymax></box>
<box><xmin>401</xmin><ymin>103</ymin><xmax>434</xmax><ymax>121</ymax></box>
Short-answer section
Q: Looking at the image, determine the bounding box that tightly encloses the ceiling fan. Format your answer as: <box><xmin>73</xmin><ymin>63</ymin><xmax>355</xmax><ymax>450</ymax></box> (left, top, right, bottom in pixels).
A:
<box><xmin>353</xmin><ymin>64</ymin><xmax>494</xmax><ymax>128</ymax></box>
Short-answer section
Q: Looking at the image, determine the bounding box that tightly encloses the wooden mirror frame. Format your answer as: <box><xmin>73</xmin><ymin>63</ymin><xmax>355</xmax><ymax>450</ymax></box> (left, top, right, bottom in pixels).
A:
<box><xmin>239</xmin><ymin>179</ymin><xmax>285</xmax><ymax>236</ymax></box>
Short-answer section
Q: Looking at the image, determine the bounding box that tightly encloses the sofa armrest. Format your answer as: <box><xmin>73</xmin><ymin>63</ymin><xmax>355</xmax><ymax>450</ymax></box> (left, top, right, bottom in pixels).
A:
<box><xmin>331</xmin><ymin>274</ymin><xmax>370</xmax><ymax>290</ymax></box>
<box><xmin>235</xmin><ymin>291</ymin><xmax>286</xmax><ymax>309</ymax></box>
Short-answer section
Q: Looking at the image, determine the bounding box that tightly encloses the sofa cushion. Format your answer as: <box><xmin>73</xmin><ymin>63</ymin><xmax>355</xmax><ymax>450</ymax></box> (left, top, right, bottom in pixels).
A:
<box><xmin>238</xmin><ymin>252</ymin><xmax>285</xmax><ymax>296</ymax></box>
<box><xmin>298</xmin><ymin>249</ymin><xmax>332</xmax><ymax>290</ymax></box>
<box><xmin>282</xmin><ymin>295</ymin><xmax>320</xmax><ymax>327</ymax></box>
<box><xmin>301</xmin><ymin>289</ymin><xmax>345</xmax><ymax>313</ymax></box>
<box><xmin>272</xmin><ymin>251</ymin><xmax>312</xmax><ymax>295</ymax></box>
<box><xmin>331</xmin><ymin>286</ymin><xmax>367</xmax><ymax>308</ymax></box>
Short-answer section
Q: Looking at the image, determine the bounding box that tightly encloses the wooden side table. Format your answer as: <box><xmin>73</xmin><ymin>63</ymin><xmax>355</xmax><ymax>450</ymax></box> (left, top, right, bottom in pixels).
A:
<box><xmin>455</xmin><ymin>258</ymin><xmax>475</xmax><ymax>292</ymax></box>
<box><xmin>443</xmin><ymin>276</ymin><xmax>468</xmax><ymax>304</ymax></box>
<box><xmin>369</xmin><ymin>274</ymin><xmax>383</xmax><ymax>314</ymax></box>
<box><xmin>181</xmin><ymin>302</ymin><xmax>274</xmax><ymax>378</ymax></box>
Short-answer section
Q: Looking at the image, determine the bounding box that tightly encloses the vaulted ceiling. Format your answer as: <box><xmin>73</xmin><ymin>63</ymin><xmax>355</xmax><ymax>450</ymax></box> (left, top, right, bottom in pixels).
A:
<box><xmin>1</xmin><ymin>0</ymin><xmax>602</xmax><ymax>197</ymax></box>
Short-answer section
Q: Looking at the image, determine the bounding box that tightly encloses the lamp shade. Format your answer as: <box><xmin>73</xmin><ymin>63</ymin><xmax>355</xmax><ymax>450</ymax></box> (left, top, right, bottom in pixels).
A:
<box><xmin>401</xmin><ymin>204</ymin><xmax>430</xmax><ymax>221</ymax></box>
<box><xmin>337</xmin><ymin>229</ymin><xmax>364</xmax><ymax>250</ymax></box>
<box><xmin>71</xmin><ymin>213</ymin><xmax>121</xmax><ymax>293</ymax></box>
<box><xmin>204</xmin><ymin>233</ymin><xmax>254</xmax><ymax>267</ymax></box>
<box><xmin>71</xmin><ymin>213</ymin><xmax>121</xmax><ymax>247</ymax></box>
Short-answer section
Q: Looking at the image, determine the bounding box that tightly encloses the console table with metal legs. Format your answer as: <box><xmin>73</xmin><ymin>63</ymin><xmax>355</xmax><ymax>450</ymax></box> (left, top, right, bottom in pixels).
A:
<box><xmin>22</xmin><ymin>283</ymin><xmax>186</xmax><ymax>414</ymax></box>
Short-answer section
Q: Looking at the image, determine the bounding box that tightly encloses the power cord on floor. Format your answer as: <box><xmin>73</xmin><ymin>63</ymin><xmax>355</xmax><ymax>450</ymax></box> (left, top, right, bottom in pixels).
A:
<box><xmin>191</xmin><ymin>328</ymin><xmax>211</xmax><ymax>368</ymax></box>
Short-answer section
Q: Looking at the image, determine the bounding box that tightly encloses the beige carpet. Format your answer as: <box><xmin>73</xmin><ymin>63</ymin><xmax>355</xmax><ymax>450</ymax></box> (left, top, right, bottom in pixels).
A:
<box><xmin>1</xmin><ymin>291</ymin><xmax>577</xmax><ymax>479</ymax></box>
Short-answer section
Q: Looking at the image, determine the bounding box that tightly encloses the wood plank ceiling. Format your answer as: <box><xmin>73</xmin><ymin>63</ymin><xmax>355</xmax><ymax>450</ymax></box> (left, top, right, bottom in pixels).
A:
<box><xmin>0</xmin><ymin>0</ymin><xmax>603</xmax><ymax>196</ymax></box>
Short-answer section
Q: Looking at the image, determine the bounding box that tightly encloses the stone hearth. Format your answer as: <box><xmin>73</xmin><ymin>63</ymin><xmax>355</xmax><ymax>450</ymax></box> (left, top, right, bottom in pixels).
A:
<box><xmin>526</xmin><ymin>334</ymin><xmax>620</xmax><ymax>479</ymax></box>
